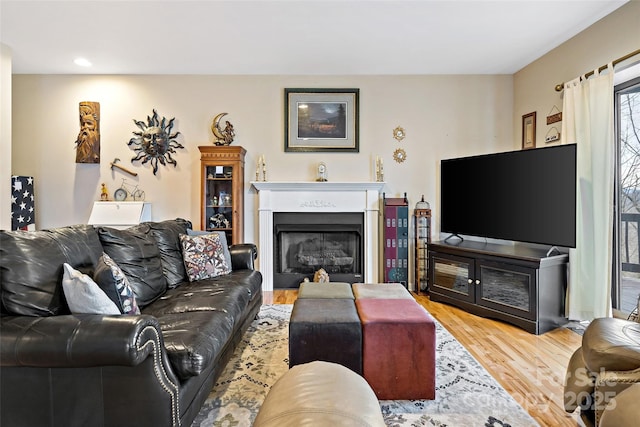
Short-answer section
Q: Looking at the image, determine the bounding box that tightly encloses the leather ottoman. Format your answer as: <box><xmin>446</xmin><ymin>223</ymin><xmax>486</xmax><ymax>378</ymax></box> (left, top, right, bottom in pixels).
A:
<box><xmin>352</xmin><ymin>282</ymin><xmax>413</xmax><ymax>299</ymax></box>
<box><xmin>253</xmin><ymin>361</ymin><xmax>386</xmax><ymax>427</ymax></box>
<box><xmin>356</xmin><ymin>298</ymin><xmax>436</xmax><ymax>400</ymax></box>
<box><xmin>289</xmin><ymin>298</ymin><xmax>363</xmax><ymax>374</ymax></box>
<box><xmin>297</xmin><ymin>282</ymin><xmax>354</xmax><ymax>299</ymax></box>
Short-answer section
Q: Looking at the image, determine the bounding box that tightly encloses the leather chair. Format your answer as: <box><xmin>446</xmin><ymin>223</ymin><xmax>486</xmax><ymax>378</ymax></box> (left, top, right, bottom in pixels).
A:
<box><xmin>564</xmin><ymin>317</ymin><xmax>640</xmax><ymax>427</ymax></box>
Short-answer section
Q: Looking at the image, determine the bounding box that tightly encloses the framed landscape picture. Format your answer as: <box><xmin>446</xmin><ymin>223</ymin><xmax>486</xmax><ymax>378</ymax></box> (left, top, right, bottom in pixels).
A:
<box><xmin>285</xmin><ymin>88</ymin><xmax>359</xmax><ymax>152</ymax></box>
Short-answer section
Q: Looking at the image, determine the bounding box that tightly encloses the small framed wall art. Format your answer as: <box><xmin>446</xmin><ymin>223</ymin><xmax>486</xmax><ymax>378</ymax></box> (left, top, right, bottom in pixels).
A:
<box><xmin>522</xmin><ymin>112</ymin><xmax>536</xmax><ymax>150</ymax></box>
<box><xmin>284</xmin><ymin>88</ymin><xmax>359</xmax><ymax>152</ymax></box>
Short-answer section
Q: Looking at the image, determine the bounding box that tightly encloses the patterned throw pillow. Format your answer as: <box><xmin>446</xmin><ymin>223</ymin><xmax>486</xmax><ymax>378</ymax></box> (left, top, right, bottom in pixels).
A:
<box><xmin>61</xmin><ymin>263</ymin><xmax>120</xmax><ymax>315</ymax></box>
<box><xmin>186</xmin><ymin>229</ymin><xmax>232</xmax><ymax>269</ymax></box>
<box><xmin>93</xmin><ymin>253</ymin><xmax>141</xmax><ymax>315</ymax></box>
<box><xmin>180</xmin><ymin>233</ymin><xmax>231</xmax><ymax>281</ymax></box>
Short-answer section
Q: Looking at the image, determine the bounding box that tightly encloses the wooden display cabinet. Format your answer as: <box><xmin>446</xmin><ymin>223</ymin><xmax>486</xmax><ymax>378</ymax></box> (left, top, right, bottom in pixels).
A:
<box><xmin>198</xmin><ymin>146</ymin><xmax>246</xmax><ymax>245</ymax></box>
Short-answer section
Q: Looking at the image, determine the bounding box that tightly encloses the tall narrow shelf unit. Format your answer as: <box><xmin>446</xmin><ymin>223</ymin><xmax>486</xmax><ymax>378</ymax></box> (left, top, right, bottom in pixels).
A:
<box><xmin>198</xmin><ymin>146</ymin><xmax>246</xmax><ymax>245</ymax></box>
<box><xmin>382</xmin><ymin>194</ymin><xmax>409</xmax><ymax>288</ymax></box>
<box><xmin>414</xmin><ymin>200</ymin><xmax>431</xmax><ymax>293</ymax></box>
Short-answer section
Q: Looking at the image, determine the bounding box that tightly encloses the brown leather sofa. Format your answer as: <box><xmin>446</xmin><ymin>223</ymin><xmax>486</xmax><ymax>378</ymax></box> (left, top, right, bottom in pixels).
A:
<box><xmin>0</xmin><ymin>219</ymin><xmax>262</xmax><ymax>427</ymax></box>
<box><xmin>564</xmin><ymin>317</ymin><xmax>640</xmax><ymax>427</ymax></box>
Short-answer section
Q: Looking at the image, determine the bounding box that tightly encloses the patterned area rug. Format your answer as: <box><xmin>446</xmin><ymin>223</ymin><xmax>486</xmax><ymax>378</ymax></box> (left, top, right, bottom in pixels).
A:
<box><xmin>192</xmin><ymin>304</ymin><xmax>538</xmax><ymax>427</ymax></box>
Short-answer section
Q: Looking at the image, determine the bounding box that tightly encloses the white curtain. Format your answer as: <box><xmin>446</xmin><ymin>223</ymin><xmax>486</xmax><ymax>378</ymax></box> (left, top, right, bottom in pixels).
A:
<box><xmin>561</xmin><ymin>65</ymin><xmax>615</xmax><ymax>321</ymax></box>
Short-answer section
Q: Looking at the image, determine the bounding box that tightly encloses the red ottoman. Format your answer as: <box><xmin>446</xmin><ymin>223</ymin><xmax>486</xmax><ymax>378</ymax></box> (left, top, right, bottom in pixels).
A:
<box><xmin>356</xmin><ymin>298</ymin><xmax>436</xmax><ymax>400</ymax></box>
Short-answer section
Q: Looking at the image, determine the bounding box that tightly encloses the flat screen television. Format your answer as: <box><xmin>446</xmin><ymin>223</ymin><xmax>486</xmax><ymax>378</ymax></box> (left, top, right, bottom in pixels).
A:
<box><xmin>440</xmin><ymin>144</ymin><xmax>577</xmax><ymax>248</ymax></box>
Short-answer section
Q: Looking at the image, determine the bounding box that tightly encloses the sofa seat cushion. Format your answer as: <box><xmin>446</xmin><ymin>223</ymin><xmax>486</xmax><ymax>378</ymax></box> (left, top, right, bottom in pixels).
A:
<box><xmin>143</xmin><ymin>272</ymin><xmax>260</xmax><ymax>326</ymax></box>
<box><xmin>0</xmin><ymin>224</ymin><xmax>103</xmax><ymax>316</ymax></box>
<box><xmin>146</xmin><ymin>271</ymin><xmax>263</xmax><ymax>317</ymax></box>
<box><xmin>156</xmin><ymin>310</ymin><xmax>235</xmax><ymax>381</ymax></box>
<box><xmin>583</xmin><ymin>318</ymin><xmax>640</xmax><ymax>372</ymax></box>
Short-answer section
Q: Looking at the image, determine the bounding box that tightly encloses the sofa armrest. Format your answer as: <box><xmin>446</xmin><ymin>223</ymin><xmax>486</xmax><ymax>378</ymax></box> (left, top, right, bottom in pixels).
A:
<box><xmin>1</xmin><ymin>314</ymin><xmax>169</xmax><ymax>369</ymax></box>
<box><xmin>230</xmin><ymin>243</ymin><xmax>257</xmax><ymax>271</ymax></box>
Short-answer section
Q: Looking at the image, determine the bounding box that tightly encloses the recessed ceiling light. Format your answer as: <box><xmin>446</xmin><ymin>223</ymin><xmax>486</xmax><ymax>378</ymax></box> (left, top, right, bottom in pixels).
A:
<box><xmin>74</xmin><ymin>58</ymin><xmax>92</xmax><ymax>67</ymax></box>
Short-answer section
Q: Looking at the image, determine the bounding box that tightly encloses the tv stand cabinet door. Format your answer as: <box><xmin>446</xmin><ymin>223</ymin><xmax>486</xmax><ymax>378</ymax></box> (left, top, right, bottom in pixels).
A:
<box><xmin>429</xmin><ymin>251</ymin><xmax>475</xmax><ymax>303</ymax></box>
<box><xmin>475</xmin><ymin>260</ymin><xmax>537</xmax><ymax>321</ymax></box>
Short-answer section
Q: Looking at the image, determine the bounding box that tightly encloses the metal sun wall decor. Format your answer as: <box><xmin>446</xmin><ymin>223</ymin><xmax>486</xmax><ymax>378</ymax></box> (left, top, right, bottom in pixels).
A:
<box><xmin>129</xmin><ymin>109</ymin><xmax>184</xmax><ymax>175</ymax></box>
<box><xmin>211</xmin><ymin>112</ymin><xmax>235</xmax><ymax>145</ymax></box>
<box><xmin>74</xmin><ymin>101</ymin><xmax>100</xmax><ymax>163</ymax></box>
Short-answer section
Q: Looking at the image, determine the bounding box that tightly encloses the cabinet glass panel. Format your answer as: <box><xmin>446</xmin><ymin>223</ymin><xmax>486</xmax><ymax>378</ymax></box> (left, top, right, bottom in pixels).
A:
<box><xmin>479</xmin><ymin>266</ymin><xmax>530</xmax><ymax>311</ymax></box>
<box><xmin>204</xmin><ymin>165</ymin><xmax>233</xmax><ymax>234</ymax></box>
<box><xmin>432</xmin><ymin>257</ymin><xmax>471</xmax><ymax>296</ymax></box>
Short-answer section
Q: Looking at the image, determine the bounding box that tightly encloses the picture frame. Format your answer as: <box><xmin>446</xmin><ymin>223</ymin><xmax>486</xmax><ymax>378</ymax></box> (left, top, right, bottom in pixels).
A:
<box><xmin>522</xmin><ymin>112</ymin><xmax>536</xmax><ymax>150</ymax></box>
<box><xmin>284</xmin><ymin>88</ymin><xmax>359</xmax><ymax>152</ymax></box>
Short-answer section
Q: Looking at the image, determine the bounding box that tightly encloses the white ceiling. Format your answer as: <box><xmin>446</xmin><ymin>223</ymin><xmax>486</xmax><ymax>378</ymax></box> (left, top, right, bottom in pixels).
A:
<box><xmin>0</xmin><ymin>0</ymin><xmax>629</xmax><ymax>75</ymax></box>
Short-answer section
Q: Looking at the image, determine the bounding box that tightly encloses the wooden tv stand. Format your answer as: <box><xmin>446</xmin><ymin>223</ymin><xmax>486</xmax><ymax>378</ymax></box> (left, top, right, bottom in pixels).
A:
<box><xmin>427</xmin><ymin>240</ymin><xmax>568</xmax><ymax>334</ymax></box>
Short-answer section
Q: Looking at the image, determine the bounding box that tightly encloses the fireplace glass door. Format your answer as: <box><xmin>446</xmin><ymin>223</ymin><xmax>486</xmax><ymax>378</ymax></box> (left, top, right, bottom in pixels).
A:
<box><xmin>273</xmin><ymin>212</ymin><xmax>364</xmax><ymax>288</ymax></box>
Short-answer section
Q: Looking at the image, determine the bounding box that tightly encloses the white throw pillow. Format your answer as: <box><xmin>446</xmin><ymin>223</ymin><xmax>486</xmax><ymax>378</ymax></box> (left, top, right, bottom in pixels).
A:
<box><xmin>62</xmin><ymin>263</ymin><xmax>120</xmax><ymax>315</ymax></box>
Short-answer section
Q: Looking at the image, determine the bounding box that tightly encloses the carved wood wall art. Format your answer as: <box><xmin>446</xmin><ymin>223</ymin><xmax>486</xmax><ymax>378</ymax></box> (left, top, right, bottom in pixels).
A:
<box><xmin>128</xmin><ymin>109</ymin><xmax>184</xmax><ymax>175</ymax></box>
<box><xmin>74</xmin><ymin>101</ymin><xmax>100</xmax><ymax>163</ymax></box>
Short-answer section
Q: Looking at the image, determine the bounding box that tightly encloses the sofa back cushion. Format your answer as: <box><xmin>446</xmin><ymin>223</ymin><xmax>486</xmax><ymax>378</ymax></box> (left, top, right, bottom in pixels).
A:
<box><xmin>0</xmin><ymin>224</ymin><xmax>103</xmax><ymax>316</ymax></box>
<box><xmin>97</xmin><ymin>225</ymin><xmax>167</xmax><ymax>308</ymax></box>
<box><xmin>144</xmin><ymin>218</ymin><xmax>192</xmax><ymax>288</ymax></box>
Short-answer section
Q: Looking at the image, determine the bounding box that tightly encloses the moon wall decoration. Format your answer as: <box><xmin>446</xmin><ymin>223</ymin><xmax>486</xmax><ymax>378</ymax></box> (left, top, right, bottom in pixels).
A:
<box><xmin>211</xmin><ymin>112</ymin><xmax>236</xmax><ymax>146</ymax></box>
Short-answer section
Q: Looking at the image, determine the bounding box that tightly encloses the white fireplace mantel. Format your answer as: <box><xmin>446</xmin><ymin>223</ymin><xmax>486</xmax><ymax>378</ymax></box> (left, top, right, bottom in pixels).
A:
<box><xmin>251</xmin><ymin>181</ymin><xmax>386</xmax><ymax>291</ymax></box>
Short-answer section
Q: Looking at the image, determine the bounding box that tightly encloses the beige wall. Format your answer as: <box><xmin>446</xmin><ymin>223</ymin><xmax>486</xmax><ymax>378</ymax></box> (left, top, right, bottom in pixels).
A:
<box><xmin>7</xmin><ymin>1</ymin><xmax>638</xmax><ymax>279</ymax></box>
<box><xmin>1</xmin><ymin>44</ymin><xmax>11</xmax><ymax>230</ymax></box>
<box><xmin>513</xmin><ymin>0</ymin><xmax>640</xmax><ymax>147</ymax></box>
<box><xmin>10</xmin><ymin>74</ymin><xmax>515</xmax><ymax>245</ymax></box>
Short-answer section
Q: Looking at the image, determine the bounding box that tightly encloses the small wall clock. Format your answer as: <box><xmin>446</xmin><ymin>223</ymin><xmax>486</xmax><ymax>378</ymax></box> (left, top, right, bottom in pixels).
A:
<box><xmin>393</xmin><ymin>148</ymin><xmax>407</xmax><ymax>163</ymax></box>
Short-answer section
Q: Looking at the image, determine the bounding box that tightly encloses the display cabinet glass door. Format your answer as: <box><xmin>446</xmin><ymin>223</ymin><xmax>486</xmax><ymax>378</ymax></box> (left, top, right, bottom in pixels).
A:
<box><xmin>476</xmin><ymin>261</ymin><xmax>536</xmax><ymax>320</ymax></box>
<box><xmin>204</xmin><ymin>165</ymin><xmax>234</xmax><ymax>242</ymax></box>
<box><xmin>430</xmin><ymin>253</ymin><xmax>475</xmax><ymax>303</ymax></box>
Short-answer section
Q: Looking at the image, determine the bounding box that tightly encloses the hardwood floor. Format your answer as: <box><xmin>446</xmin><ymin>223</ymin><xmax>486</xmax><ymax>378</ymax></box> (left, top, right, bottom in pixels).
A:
<box><xmin>264</xmin><ymin>290</ymin><xmax>582</xmax><ymax>427</ymax></box>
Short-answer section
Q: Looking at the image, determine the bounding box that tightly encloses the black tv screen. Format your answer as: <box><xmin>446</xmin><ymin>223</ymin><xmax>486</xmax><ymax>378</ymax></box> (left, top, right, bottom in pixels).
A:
<box><xmin>440</xmin><ymin>144</ymin><xmax>577</xmax><ymax>248</ymax></box>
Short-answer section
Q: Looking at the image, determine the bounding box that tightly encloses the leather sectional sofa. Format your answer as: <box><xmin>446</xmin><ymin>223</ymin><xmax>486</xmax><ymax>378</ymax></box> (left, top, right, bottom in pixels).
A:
<box><xmin>0</xmin><ymin>218</ymin><xmax>262</xmax><ymax>427</ymax></box>
<box><xmin>564</xmin><ymin>317</ymin><xmax>640</xmax><ymax>427</ymax></box>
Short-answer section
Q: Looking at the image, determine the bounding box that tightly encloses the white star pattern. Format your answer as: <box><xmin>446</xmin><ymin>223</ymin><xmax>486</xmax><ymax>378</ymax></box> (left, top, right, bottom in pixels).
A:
<box><xmin>11</xmin><ymin>176</ymin><xmax>35</xmax><ymax>230</ymax></box>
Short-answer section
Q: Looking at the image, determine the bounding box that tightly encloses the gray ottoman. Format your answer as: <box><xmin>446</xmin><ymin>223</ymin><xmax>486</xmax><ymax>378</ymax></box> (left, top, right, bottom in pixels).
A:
<box><xmin>297</xmin><ymin>282</ymin><xmax>354</xmax><ymax>299</ymax></box>
<box><xmin>253</xmin><ymin>361</ymin><xmax>385</xmax><ymax>427</ymax></box>
<box><xmin>289</xmin><ymin>298</ymin><xmax>362</xmax><ymax>374</ymax></box>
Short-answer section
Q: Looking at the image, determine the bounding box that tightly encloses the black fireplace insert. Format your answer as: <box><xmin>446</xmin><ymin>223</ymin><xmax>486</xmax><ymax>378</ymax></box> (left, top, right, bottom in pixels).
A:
<box><xmin>273</xmin><ymin>212</ymin><xmax>364</xmax><ymax>288</ymax></box>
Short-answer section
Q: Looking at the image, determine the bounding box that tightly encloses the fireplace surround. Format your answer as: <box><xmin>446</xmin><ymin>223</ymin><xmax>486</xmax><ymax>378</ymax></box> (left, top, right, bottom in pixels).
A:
<box><xmin>251</xmin><ymin>181</ymin><xmax>385</xmax><ymax>291</ymax></box>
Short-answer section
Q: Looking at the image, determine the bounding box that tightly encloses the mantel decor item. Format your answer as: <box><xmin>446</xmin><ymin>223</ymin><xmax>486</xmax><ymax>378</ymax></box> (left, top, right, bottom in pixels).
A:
<box><xmin>375</xmin><ymin>155</ymin><xmax>384</xmax><ymax>182</ymax></box>
<box><xmin>129</xmin><ymin>109</ymin><xmax>184</xmax><ymax>175</ymax></box>
<box><xmin>522</xmin><ymin>112</ymin><xmax>536</xmax><ymax>150</ymax></box>
<box><xmin>284</xmin><ymin>88</ymin><xmax>359</xmax><ymax>152</ymax></box>
<box><xmin>74</xmin><ymin>101</ymin><xmax>100</xmax><ymax>164</ymax></box>
<box><xmin>316</xmin><ymin>162</ymin><xmax>328</xmax><ymax>182</ymax></box>
<box><xmin>255</xmin><ymin>155</ymin><xmax>267</xmax><ymax>181</ymax></box>
<box><xmin>211</xmin><ymin>112</ymin><xmax>235</xmax><ymax>146</ymax></box>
